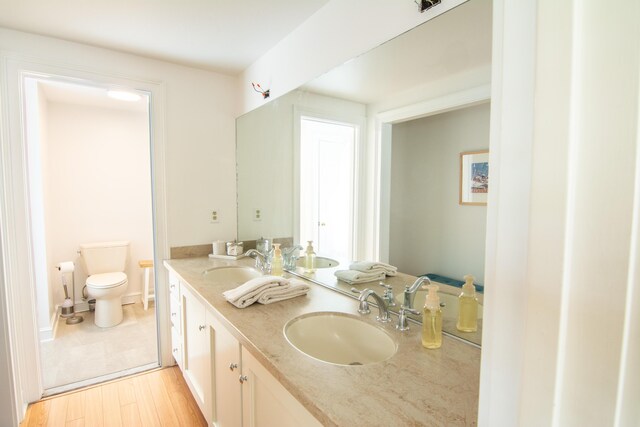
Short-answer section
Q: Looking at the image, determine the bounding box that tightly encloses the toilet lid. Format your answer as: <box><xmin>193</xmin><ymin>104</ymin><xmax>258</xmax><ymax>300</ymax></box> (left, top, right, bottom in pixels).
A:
<box><xmin>86</xmin><ymin>272</ymin><xmax>127</xmax><ymax>289</ymax></box>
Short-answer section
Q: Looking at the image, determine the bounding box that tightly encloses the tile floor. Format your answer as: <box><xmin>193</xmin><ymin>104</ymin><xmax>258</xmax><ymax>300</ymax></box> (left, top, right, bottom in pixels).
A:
<box><xmin>40</xmin><ymin>302</ymin><xmax>158</xmax><ymax>391</ymax></box>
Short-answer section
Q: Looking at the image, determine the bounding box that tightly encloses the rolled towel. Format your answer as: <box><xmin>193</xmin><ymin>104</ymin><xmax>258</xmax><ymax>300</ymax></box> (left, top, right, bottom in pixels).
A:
<box><xmin>349</xmin><ymin>261</ymin><xmax>398</xmax><ymax>276</ymax></box>
<box><xmin>334</xmin><ymin>269</ymin><xmax>386</xmax><ymax>284</ymax></box>
<box><xmin>258</xmin><ymin>279</ymin><xmax>310</xmax><ymax>305</ymax></box>
<box><xmin>223</xmin><ymin>275</ymin><xmax>289</xmax><ymax>308</ymax></box>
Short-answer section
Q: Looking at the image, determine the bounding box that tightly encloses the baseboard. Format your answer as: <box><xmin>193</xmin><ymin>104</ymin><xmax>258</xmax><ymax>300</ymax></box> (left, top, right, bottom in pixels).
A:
<box><xmin>38</xmin><ymin>308</ymin><xmax>59</xmax><ymax>342</ymax></box>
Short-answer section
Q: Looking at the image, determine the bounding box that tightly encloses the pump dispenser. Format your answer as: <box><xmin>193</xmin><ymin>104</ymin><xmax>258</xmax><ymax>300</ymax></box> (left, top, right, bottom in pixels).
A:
<box><xmin>271</xmin><ymin>244</ymin><xmax>283</xmax><ymax>276</ymax></box>
<box><xmin>422</xmin><ymin>284</ymin><xmax>442</xmax><ymax>349</ymax></box>
<box><xmin>456</xmin><ymin>275</ymin><xmax>478</xmax><ymax>332</ymax></box>
<box><xmin>304</xmin><ymin>240</ymin><xmax>316</xmax><ymax>273</ymax></box>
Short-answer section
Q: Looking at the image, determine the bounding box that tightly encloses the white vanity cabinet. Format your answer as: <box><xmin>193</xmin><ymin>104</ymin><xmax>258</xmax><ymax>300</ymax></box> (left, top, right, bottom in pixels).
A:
<box><xmin>241</xmin><ymin>347</ymin><xmax>322</xmax><ymax>427</ymax></box>
<box><xmin>165</xmin><ymin>265</ymin><xmax>321</xmax><ymax>427</ymax></box>
<box><xmin>181</xmin><ymin>285</ymin><xmax>212</xmax><ymax>422</ymax></box>
<box><xmin>207</xmin><ymin>312</ymin><xmax>242</xmax><ymax>427</ymax></box>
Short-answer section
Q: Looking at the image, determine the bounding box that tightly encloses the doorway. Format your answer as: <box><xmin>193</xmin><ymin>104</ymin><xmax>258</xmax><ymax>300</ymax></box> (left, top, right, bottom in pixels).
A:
<box><xmin>23</xmin><ymin>76</ymin><xmax>160</xmax><ymax>395</ymax></box>
<box><xmin>299</xmin><ymin>116</ymin><xmax>357</xmax><ymax>260</ymax></box>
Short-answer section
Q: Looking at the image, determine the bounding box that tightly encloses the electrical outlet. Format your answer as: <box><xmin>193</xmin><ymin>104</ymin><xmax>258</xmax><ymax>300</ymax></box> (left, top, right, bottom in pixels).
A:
<box><xmin>210</xmin><ymin>210</ymin><xmax>219</xmax><ymax>223</ymax></box>
<box><xmin>253</xmin><ymin>208</ymin><xmax>262</xmax><ymax>221</ymax></box>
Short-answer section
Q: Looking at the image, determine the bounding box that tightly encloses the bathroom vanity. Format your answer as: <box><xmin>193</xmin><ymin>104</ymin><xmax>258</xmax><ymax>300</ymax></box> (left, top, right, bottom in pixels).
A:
<box><xmin>165</xmin><ymin>256</ymin><xmax>480</xmax><ymax>426</ymax></box>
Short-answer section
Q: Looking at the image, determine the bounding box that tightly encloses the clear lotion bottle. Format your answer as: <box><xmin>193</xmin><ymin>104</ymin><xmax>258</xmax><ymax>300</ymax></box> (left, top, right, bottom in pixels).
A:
<box><xmin>304</xmin><ymin>240</ymin><xmax>316</xmax><ymax>273</ymax></box>
<box><xmin>422</xmin><ymin>284</ymin><xmax>442</xmax><ymax>349</ymax></box>
<box><xmin>271</xmin><ymin>244</ymin><xmax>283</xmax><ymax>276</ymax></box>
<box><xmin>456</xmin><ymin>274</ymin><xmax>478</xmax><ymax>332</ymax></box>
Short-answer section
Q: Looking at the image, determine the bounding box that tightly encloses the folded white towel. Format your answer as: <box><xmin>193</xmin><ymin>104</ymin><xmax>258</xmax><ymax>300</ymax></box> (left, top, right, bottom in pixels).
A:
<box><xmin>349</xmin><ymin>261</ymin><xmax>398</xmax><ymax>276</ymax></box>
<box><xmin>223</xmin><ymin>275</ymin><xmax>288</xmax><ymax>308</ymax></box>
<box><xmin>334</xmin><ymin>269</ymin><xmax>386</xmax><ymax>284</ymax></box>
<box><xmin>258</xmin><ymin>279</ymin><xmax>310</xmax><ymax>305</ymax></box>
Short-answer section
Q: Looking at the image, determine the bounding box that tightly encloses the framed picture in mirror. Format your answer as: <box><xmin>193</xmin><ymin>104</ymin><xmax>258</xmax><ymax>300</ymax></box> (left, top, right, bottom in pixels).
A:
<box><xmin>460</xmin><ymin>150</ymin><xmax>489</xmax><ymax>206</ymax></box>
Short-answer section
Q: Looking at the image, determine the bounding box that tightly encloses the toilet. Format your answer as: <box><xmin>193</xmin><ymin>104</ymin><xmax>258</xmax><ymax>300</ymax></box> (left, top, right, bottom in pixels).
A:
<box><xmin>79</xmin><ymin>241</ymin><xmax>130</xmax><ymax>328</ymax></box>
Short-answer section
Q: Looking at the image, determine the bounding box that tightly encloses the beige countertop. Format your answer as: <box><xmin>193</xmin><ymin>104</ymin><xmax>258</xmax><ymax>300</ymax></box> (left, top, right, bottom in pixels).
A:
<box><xmin>164</xmin><ymin>256</ymin><xmax>480</xmax><ymax>426</ymax></box>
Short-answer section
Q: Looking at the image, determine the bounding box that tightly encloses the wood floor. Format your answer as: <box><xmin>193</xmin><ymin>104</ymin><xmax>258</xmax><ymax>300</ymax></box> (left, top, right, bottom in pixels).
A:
<box><xmin>20</xmin><ymin>366</ymin><xmax>207</xmax><ymax>427</ymax></box>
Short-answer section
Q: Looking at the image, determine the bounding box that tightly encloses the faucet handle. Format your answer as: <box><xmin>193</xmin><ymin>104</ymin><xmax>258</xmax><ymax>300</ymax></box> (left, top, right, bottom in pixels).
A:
<box><xmin>396</xmin><ymin>306</ymin><xmax>420</xmax><ymax>331</ymax></box>
<box><xmin>378</xmin><ymin>282</ymin><xmax>396</xmax><ymax>307</ymax></box>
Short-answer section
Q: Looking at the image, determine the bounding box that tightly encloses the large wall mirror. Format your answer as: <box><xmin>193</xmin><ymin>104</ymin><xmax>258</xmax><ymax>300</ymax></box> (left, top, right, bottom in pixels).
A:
<box><xmin>237</xmin><ymin>0</ymin><xmax>491</xmax><ymax>345</ymax></box>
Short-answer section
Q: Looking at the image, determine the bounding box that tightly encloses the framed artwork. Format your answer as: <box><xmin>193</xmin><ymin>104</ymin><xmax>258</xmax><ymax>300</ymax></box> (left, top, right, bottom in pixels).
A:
<box><xmin>460</xmin><ymin>150</ymin><xmax>489</xmax><ymax>206</ymax></box>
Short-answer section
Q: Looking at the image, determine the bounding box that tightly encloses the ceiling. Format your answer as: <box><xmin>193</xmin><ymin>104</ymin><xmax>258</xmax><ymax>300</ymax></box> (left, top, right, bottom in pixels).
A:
<box><xmin>303</xmin><ymin>0</ymin><xmax>491</xmax><ymax>105</ymax></box>
<box><xmin>0</xmin><ymin>0</ymin><xmax>329</xmax><ymax>75</ymax></box>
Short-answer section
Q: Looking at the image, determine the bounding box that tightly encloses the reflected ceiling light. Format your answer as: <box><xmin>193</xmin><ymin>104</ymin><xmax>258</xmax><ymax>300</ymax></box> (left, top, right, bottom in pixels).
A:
<box><xmin>107</xmin><ymin>89</ymin><xmax>142</xmax><ymax>102</ymax></box>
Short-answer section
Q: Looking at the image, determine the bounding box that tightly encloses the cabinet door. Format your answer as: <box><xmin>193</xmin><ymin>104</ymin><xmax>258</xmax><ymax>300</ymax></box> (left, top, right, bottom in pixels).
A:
<box><xmin>208</xmin><ymin>313</ymin><xmax>242</xmax><ymax>427</ymax></box>
<box><xmin>181</xmin><ymin>285</ymin><xmax>211</xmax><ymax>421</ymax></box>
<box><xmin>241</xmin><ymin>347</ymin><xmax>322</xmax><ymax>427</ymax></box>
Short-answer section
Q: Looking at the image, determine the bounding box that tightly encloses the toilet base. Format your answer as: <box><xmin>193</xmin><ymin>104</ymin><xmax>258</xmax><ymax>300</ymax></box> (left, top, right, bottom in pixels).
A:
<box><xmin>94</xmin><ymin>297</ymin><xmax>124</xmax><ymax>328</ymax></box>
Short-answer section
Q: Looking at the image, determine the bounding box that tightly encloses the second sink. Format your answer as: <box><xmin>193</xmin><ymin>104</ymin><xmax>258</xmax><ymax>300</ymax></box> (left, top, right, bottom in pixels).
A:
<box><xmin>284</xmin><ymin>312</ymin><xmax>397</xmax><ymax>366</ymax></box>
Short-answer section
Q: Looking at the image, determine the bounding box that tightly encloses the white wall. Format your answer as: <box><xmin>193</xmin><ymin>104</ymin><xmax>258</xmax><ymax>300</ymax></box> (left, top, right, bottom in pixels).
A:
<box><xmin>389</xmin><ymin>103</ymin><xmax>489</xmax><ymax>281</ymax></box>
<box><xmin>240</xmin><ymin>0</ymin><xmax>468</xmax><ymax>114</ymax></box>
<box><xmin>43</xmin><ymin>101</ymin><xmax>153</xmax><ymax>308</ymax></box>
<box><xmin>236</xmin><ymin>90</ymin><xmax>365</xmax><ymax>242</ymax></box>
<box><xmin>0</xmin><ymin>27</ymin><xmax>240</xmax><ymax>411</ymax></box>
<box><xmin>0</xmin><ymin>27</ymin><xmax>239</xmax><ymax>248</ymax></box>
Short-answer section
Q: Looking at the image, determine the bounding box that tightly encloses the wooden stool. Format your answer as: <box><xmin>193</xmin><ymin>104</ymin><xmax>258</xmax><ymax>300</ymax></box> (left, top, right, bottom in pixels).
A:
<box><xmin>138</xmin><ymin>260</ymin><xmax>154</xmax><ymax>310</ymax></box>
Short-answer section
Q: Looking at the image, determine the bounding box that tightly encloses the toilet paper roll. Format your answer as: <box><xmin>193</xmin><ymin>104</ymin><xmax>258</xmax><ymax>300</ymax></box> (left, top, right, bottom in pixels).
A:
<box><xmin>57</xmin><ymin>261</ymin><xmax>75</xmax><ymax>273</ymax></box>
<box><xmin>212</xmin><ymin>240</ymin><xmax>226</xmax><ymax>255</ymax></box>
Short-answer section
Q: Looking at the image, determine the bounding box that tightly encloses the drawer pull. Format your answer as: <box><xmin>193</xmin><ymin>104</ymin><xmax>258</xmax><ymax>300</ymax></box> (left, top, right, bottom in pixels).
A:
<box><xmin>172</xmin><ymin>348</ymin><xmax>178</xmax><ymax>353</ymax></box>
<box><xmin>198</xmin><ymin>325</ymin><xmax>206</xmax><ymax>331</ymax></box>
<box><xmin>171</xmin><ymin>312</ymin><xmax>176</xmax><ymax>317</ymax></box>
<box><xmin>229</xmin><ymin>363</ymin><xmax>238</xmax><ymax>371</ymax></box>
<box><xmin>170</xmin><ymin>284</ymin><xmax>176</xmax><ymax>289</ymax></box>
<box><xmin>239</xmin><ymin>375</ymin><xmax>248</xmax><ymax>384</ymax></box>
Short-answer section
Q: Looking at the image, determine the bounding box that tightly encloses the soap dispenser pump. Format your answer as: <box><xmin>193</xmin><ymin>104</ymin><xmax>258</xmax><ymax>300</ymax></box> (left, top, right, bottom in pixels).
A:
<box><xmin>456</xmin><ymin>274</ymin><xmax>478</xmax><ymax>332</ymax></box>
<box><xmin>304</xmin><ymin>240</ymin><xmax>316</xmax><ymax>273</ymax></box>
<box><xmin>271</xmin><ymin>244</ymin><xmax>283</xmax><ymax>276</ymax></box>
<box><xmin>422</xmin><ymin>284</ymin><xmax>442</xmax><ymax>349</ymax></box>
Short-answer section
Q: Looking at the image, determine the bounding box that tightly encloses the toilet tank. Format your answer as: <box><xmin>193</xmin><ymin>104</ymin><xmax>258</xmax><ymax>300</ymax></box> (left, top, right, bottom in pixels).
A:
<box><xmin>79</xmin><ymin>241</ymin><xmax>130</xmax><ymax>275</ymax></box>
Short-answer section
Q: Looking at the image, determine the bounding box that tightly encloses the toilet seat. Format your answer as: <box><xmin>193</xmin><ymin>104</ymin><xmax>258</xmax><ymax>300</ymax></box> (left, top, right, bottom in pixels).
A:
<box><xmin>86</xmin><ymin>272</ymin><xmax>127</xmax><ymax>289</ymax></box>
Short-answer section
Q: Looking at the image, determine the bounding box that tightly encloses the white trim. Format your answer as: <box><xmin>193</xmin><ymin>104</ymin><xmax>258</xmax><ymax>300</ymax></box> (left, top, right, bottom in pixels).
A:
<box><xmin>38</xmin><ymin>309</ymin><xmax>59</xmax><ymax>342</ymax></box>
<box><xmin>376</xmin><ymin>84</ymin><xmax>491</xmax><ymax>125</ymax></box>
<box><xmin>0</xmin><ymin>55</ymin><xmax>169</xmax><ymax>417</ymax></box>
<box><xmin>373</xmin><ymin>85</ymin><xmax>491</xmax><ymax>262</ymax></box>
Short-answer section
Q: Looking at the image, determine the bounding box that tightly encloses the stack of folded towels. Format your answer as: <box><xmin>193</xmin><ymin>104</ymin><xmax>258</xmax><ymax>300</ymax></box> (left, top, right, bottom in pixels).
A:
<box><xmin>222</xmin><ymin>276</ymin><xmax>311</xmax><ymax>309</ymax></box>
<box><xmin>334</xmin><ymin>261</ymin><xmax>398</xmax><ymax>284</ymax></box>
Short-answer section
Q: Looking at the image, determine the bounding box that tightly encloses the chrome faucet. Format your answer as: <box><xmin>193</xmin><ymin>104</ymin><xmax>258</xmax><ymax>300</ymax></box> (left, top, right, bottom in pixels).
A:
<box><xmin>402</xmin><ymin>276</ymin><xmax>431</xmax><ymax>309</ymax></box>
<box><xmin>282</xmin><ymin>245</ymin><xmax>303</xmax><ymax>270</ymax></box>
<box><xmin>351</xmin><ymin>288</ymin><xmax>391</xmax><ymax>323</ymax></box>
<box><xmin>244</xmin><ymin>249</ymin><xmax>272</xmax><ymax>274</ymax></box>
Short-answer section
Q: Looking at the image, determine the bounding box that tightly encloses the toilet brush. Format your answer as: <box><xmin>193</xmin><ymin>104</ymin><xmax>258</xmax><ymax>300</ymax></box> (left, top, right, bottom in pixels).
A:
<box><xmin>59</xmin><ymin>269</ymin><xmax>83</xmax><ymax>325</ymax></box>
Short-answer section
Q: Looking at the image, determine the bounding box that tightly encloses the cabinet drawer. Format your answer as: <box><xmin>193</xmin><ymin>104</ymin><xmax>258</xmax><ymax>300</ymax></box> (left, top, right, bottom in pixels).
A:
<box><xmin>170</xmin><ymin>294</ymin><xmax>181</xmax><ymax>333</ymax></box>
<box><xmin>168</xmin><ymin>272</ymin><xmax>180</xmax><ymax>300</ymax></box>
<box><xmin>171</xmin><ymin>326</ymin><xmax>183</xmax><ymax>368</ymax></box>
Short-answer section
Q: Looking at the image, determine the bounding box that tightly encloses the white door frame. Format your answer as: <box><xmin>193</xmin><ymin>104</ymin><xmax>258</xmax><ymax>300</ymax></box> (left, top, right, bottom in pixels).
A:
<box><xmin>373</xmin><ymin>84</ymin><xmax>491</xmax><ymax>263</ymax></box>
<box><xmin>0</xmin><ymin>55</ymin><xmax>171</xmax><ymax>415</ymax></box>
<box><xmin>293</xmin><ymin>106</ymin><xmax>365</xmax><ymax>260</ymax></box>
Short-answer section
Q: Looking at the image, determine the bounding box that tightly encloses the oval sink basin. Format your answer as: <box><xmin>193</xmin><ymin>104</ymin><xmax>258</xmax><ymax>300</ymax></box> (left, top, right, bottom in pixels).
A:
<box><xmin>295</xmin><ymin>257</ymin><xmax>340</xmax><ymax>269</ymax></box>
<box><xmin>395</xmin><ymin>290</ymin><xmax>483</xmax><ymax>320</ymax></box>
<box><xmin>202</xmin><ymin>266</ymin><xmax>262</xmax><ymax>284</ymax></box>
<box><xmin>284</xmin><ymin>312</ymin><xmax>397</xmax><ymax>366</ymax></box>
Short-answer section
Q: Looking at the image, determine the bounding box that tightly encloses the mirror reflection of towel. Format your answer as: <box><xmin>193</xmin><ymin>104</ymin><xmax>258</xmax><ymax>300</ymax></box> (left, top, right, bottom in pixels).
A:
<box><xmin>349</xmin><ymin>261</ymin><xmax>398</xmax><ymax>277</ymax></box>
<box><xmin>334</xmin><ymin>269</ymin><xmax>386</xmax><ymax>284</ymax></box>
